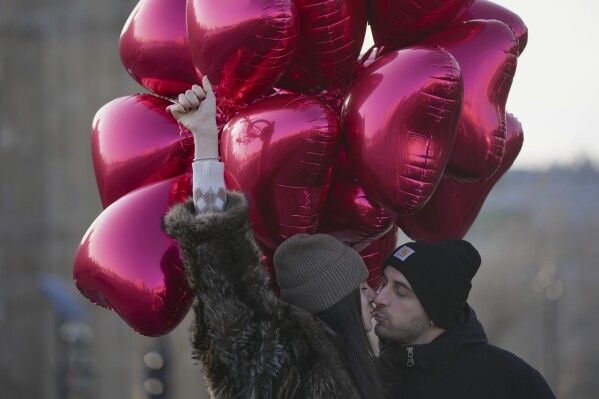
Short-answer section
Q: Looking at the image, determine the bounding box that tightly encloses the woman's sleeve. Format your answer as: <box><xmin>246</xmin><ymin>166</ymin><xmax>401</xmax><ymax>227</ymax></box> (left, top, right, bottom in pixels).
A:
<box><xmin>191</xmin><ymin>160</ymin><xmax>227</xmax><ymax>213</ymax></box>
<box><xmin>163</xmin><ymin>191</ymin><xmax>289</xmax><ymax>395</ymax></box>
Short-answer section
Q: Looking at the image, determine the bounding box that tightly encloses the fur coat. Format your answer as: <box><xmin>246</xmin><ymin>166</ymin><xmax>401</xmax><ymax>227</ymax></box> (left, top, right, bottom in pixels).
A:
<box><xmin>163</xmin><ymin>192</ymin><xmax>362</xmax><ymax>399</ymax></box>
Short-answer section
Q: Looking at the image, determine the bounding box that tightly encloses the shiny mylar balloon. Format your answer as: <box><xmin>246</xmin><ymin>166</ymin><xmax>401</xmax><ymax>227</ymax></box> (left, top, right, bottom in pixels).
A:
<box><xmin>397</xmin><ymin>113</ymin><xmax>524</xmax><ymax>240</ymax></box>
<box><xmin>355</xmin><ymin>46</ymin><xmax>382</xmax><ymax>72</ymax></box>
<box><xmin>73</xmin><ymin>175</ymin><xmax>193</xmax><ymax>336</ymax></box>
<box><xmin>187</xmin><ymin>0</ymin><xmax>297</xmax><ymax>106</ymax></box>
<box><xmin>343</xmin><ymin>46</ymin><xmax>463</xmax><ymax>214</ymax></box>
<box><xmin>419</xmin><ymin>20</ymin><xmax>518</xmax><ymax>182</ymax></box>
<box><xmin>119</xmin><ymin>0</ymin><xmax>199</xmax><ymax>97</ymax></box>
<box><xmin>319</xmin><ymin>149</ymin><xmax>394</xmax><ymax>253</ymax></box>
<box><xmin>91</xmin><ymin>94</ymin><xmax>193</xmax><ymax>208</ymax></box>
<box><xmin>276</xmin><ymin>0</ymin><xmax>367</xmax><ymax>93</ymax></box>
<box><xmin>359</xmin><ymin>226</ymin><xmax>399</xmax><ymax>289</ymax></box>
<box><xmin>368</xmin><ymin>0</ymin><xmax>474</xmax><ymax>47</ymax></box>
<box><xmin>221</xmin><ymin>94</ymin><xmax>340</xmax><ymax>253</ymax></box>
<box><xmin>78</xmin><ymin>0</ymin><xmax>531</xmax><ymax>336</ymax></box>
<box><xmin>455</xmin><ymin>0</ymin><xmax>528</xmax><ymax>54</ymax></box>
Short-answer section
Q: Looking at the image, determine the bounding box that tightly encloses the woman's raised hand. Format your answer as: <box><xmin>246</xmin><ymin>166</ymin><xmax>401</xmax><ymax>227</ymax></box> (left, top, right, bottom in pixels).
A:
<box><xmin>167</xmin><ymin>76</ymin><xmax>217</xmax><ymax>135</ymax></box>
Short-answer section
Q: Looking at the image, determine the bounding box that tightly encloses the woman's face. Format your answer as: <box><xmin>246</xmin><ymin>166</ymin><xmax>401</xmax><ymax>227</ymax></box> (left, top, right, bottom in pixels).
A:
<box><xmin>360</xmin><ymin>282</ymin><xmax>376</xmax><ymax>332</ymax></box>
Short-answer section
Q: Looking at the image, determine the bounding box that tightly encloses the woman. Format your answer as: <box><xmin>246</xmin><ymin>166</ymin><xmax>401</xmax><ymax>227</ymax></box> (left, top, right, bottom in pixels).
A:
<box><xmin>162</xmin><ymin>77</ymin><xmax>381</xmax><ymax>398</ymax></box>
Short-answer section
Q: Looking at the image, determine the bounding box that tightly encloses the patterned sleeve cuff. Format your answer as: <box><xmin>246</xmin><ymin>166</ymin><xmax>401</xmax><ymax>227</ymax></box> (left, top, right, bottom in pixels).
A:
<box><xmin>192</xmin><ymin>161</ymin><xmax>227</xmax><ymax>213</ymax></box>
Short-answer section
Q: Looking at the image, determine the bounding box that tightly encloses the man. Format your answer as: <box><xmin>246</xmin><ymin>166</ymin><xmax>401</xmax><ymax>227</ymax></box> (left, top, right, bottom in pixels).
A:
<box><xmin>374</xmin><ymin>240</ymin><xmax>555</xmax><ymax>398</ymax></box>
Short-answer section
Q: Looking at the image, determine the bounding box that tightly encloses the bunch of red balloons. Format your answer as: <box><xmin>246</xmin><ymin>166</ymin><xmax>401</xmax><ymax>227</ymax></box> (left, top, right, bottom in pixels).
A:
<box><xmin>73</xmin><ymin>0</ymin><xmax>527</xmax><ymax>336</ymax></box>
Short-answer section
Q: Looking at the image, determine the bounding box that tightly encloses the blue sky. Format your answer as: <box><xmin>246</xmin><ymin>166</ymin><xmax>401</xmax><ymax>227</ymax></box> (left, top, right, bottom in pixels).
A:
<box><xmin>362</xmin><ymin>1</ymin><xmax>599</xmax><ymax>170</ymax></box>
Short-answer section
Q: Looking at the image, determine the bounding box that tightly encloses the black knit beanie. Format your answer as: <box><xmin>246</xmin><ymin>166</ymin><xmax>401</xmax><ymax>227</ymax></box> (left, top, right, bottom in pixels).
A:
<box><xmin>383</xmin><ymin>240</ymin><xmax>481</xmax><ymax>329</ymax></box>
<box><xmin>274</xmin><ymin>234</ymin><xmax>369</xmax><ymax>313</ymax></box>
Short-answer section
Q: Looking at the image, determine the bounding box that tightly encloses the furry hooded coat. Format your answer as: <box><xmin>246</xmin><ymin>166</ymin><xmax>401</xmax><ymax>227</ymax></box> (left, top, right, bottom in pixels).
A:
<box><xmin>163</xmin><ymin>192</ymin><xmax>362</xmax><ymax>399</ymax></box>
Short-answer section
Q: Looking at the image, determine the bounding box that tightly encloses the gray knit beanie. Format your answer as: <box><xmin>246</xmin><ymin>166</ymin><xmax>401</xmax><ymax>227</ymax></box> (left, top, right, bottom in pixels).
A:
<box><xmin>274</xmin><ymin>234</ymin><xmax>369</xmax><ymax>313</ymax></box>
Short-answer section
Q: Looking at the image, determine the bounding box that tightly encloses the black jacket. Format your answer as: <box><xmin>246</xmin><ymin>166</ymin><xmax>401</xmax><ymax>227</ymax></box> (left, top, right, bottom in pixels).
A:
<box><xmin>163</xmin><ymin>192</ymin><xmax>362</xmax><ymax>399</ymax></box>
<box><xmin>378</xmin><ymin>306</ymin><xmax>556</xmax><ymax>399</ymax></box>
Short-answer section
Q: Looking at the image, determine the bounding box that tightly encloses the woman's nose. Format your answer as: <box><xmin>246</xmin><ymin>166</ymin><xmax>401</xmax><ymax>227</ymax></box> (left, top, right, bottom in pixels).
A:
<box><xmin>368</xmin><ymin>289</ymin><xmax>377</xmax><ymax>302</ymax></box>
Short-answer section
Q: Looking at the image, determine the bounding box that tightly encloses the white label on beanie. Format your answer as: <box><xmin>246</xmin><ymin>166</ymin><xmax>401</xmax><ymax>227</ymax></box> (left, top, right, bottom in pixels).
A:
<box><xmin>394</xmin><ymin>246</ymin><xmax>415</xmax><ymax>261</ymax></box>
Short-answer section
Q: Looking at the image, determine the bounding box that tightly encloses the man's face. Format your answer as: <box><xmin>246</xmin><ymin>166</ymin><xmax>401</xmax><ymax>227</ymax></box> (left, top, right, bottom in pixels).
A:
<box><xmin>374</xmin><ymin>266</ymin><xmax>432</xmax><ymax>345</ymax></box>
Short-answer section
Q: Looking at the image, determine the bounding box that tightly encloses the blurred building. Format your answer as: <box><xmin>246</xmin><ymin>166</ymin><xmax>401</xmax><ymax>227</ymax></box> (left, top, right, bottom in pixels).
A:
<box><xmin>1</xmin><ymin>1</ymin><xmax>598</xmax><ymax>398</ymax></box>
<box><xmin>467</xmin><ymin>165</ymin><xmax>599</xmax><ymax>398</ymax></box>
<box><xmin>1</xmin><ymin>1</ymin><xmax>207</xmax><ymax>398</ymax></box>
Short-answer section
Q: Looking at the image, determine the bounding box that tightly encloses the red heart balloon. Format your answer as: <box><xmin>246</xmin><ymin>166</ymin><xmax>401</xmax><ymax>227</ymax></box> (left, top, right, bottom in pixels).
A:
<box><xmin>343</xmin><ymin>46</ymin><xmax>463</xmax><ymax>214</ymax></box>
<box><xmin>119</xmin><ymin>0</ymin><xmax>199</xmax><ymax>97</ymax></box>
<box><xmin>73</xmin><ymin>175</ymin><xmax>193</xmax><ymax>336</ymax></box>
<box><xmin>455</xmin><ymin>0</ymin><xmax>528</xmax><ymax>54</ymax></box>
<box><xmin>263</xmin><ymin>219</ymin><xmax>398</xmax><ymax>291</ymax></box>
<box><xmin>91</xmin><ymin>94</ymin><xmax>193</xmax><ymax>208</ymax></box>
<box><xmin>396</xmin><ymin>112</ymin><xmax>523</xmax><ymax>240</ymax></box>
<box><xmin>419</xmin><ymin>20</ymin><xmax>518</xmax><ymax>182</ymax></box>
<box><xmin>368</xmin><ymin>0</ymin><xmax>474</xmax><ymax>47</ymax></box>
<box><xmin>221</xmin><ymin>93</ymin><xmax>340</xmax><ymax>251</ymax></box>
<box><xmin>359</xmin><ymin>226</ymin><xmax>399</xmax><ymax>289</ymax></box>
<box><xmin>276</xmin><ymin>0</ymin><xmax>367</xmax><ymax>93</ymax></box>
<box><xmin>187</xmin><ymin>0</ymin><xmax>298</xmax><ymax>106</ymax></box>
<box><xmin>319</xmin><ymin>149</ymin><xmax>394</xmax><ymax>252</ymax></box>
